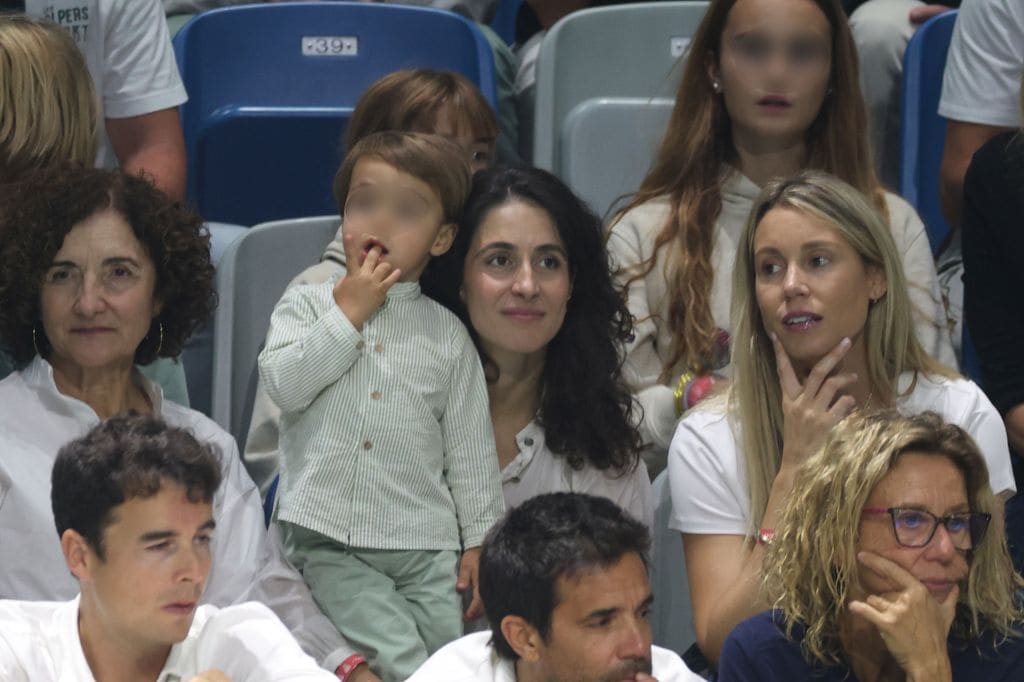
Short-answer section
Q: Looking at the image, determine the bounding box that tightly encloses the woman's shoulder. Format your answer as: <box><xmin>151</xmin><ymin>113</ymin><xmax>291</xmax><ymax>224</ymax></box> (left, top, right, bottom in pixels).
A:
<box><xmin>607</xmin><ymin>195</ymin><xmax>673</xmax><ymax>238</ymax></box>
<box><xmin>159</xmin><ymin>401</ymin><xmax>239</xmax><ymax>460</ymax></box>
<box><xmin>718</xmin><ymin>611</ymin><xmax>825</xmax><ymax>681</ymax></box>
<box><xmin>900</xmin><ymin>371</ymin><xmax>984</xmax><ymax>407</ymax></box>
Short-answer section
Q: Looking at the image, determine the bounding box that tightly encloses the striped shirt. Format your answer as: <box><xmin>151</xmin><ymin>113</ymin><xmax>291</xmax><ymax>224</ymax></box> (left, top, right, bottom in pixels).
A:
<box><xmin>259</xmin><ymin>277</ymin><xmax>504</xmax><ymax>551</ymax></box>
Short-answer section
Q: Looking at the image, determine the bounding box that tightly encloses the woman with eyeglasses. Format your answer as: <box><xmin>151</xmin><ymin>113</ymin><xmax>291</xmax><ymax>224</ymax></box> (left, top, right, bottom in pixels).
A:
<box><xmin>718</xmin><ymin>410</ymin><xmax>1024</xmax><ymax>681</ymax></box>
<box><xmin>667</xmin><ymin>171</ymin><xmax>1014</xmax><ymax>666</ymax></box>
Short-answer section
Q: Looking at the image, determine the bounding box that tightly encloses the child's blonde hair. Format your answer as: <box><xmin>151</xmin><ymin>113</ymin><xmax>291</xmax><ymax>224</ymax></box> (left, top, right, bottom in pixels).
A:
<box><xmin>0</xmin><ymin>15</ymin><xmax>96</xmax><ymax>182</ymax></box>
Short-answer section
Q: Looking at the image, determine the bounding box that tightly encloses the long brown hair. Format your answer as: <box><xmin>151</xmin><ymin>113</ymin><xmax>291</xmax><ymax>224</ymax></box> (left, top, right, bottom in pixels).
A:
<box><xmin>611</xmin><ymin>0</ymin><xmax>881</xmax><ymax>376</ymax></box>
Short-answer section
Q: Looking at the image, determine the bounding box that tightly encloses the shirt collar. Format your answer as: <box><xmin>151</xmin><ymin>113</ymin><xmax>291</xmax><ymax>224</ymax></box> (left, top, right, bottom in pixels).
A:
<box><xmin>386</xmin><ymin>280</ymin><xmax>421</xmax><ymax>301</ymax></box>
<box><xmin>22</xmin><ymin>355</ymin><xmax>165</xmax><ymax>418</ymax></box>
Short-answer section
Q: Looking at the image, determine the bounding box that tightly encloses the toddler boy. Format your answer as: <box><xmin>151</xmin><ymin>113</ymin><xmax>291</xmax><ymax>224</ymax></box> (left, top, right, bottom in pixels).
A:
<box><xmin>259</xmin><ymin>131</ymin><xmax>504</xmax><ymax>682</ymax></box>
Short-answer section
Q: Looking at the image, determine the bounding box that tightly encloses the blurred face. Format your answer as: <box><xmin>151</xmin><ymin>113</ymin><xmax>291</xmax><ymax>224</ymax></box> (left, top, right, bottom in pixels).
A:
<box><xmin>343</xmin><ymin>157</ymin><xmax>455</xmax><ymax>282</ymax></box>
<box><xmin>531</xmin><ymin>553</ymin><xmax>654</xmax><ymax>682</ymax></box>
<box><xmin>433</xmin><ymin>106</ymin><xmax>495</xmax><ymax>173</ymax></box>
<box><xmin>856</xmin><ymin>453</ymin><xmax>971</xmax><ymax>604</ymax></box>
<box><xmin>39</xmin><ymin>207</ymin><xmax>161</xmax><ymax>374</ymax></box>
<box><xmin>753</xmin><ymin>206</ymin><xmax>885</xmax><ymax>375</ymax></box>
<box><xmin>75</xmin><ymin>483</ymin><xmax>214</xmax><ymax>663</ymax></box>
<box><xmin>711</xmin><ymin>0</ymin><xmax>832</xmax><ymax>150</ymax></box>
<box><xmin>461</xmin><ymin>200</ymin><xmax>571</xmax><ymax>365</ymax></box>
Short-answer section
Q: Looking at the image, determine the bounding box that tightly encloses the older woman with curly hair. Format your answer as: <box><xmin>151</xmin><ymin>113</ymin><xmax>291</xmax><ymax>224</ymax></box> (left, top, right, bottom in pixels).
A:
<box><xmin>719</xmin><ymin>410</ymin><xmax>1024</xmax><ymax>680</ymax></box>
<box><xmin>0</xmin><ymin>13</ymin><xmax>189</xmax><ymax>406</ymax></box>
<box><xmin>0</xmin><ymin>165</ymin><xmax>376</xmax><ymax>680</ymax></box>
<box><xmin>425</xmin><ymin>165</ymin><xmax>651</xmax><ymax>526</ymax></box>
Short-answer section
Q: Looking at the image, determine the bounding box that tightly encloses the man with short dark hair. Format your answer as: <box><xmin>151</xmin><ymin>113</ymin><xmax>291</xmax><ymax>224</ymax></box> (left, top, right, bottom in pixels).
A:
<box><xmin>408</xmin><ymin>493</ymin><xmax>700</xmax><ymax>682</ymax></box>
<box><xmin>0</xmin><ymin>412</ymin><xmax>334</xmax><ymax>681</ymax></box>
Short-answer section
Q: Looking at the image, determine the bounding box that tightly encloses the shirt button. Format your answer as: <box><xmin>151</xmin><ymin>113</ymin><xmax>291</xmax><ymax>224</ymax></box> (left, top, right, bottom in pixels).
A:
<box><xmin>363</xmin><ymin>440</ymin><xmax>372</xmax><ymax>450</ymax></box>
<box><xmin>374</xmin><ymin>343</ymin><xmax>384</xmax><ymax>353</ymax></box>
<box><xmin>355</xmin><ymin>340</ymin><xmax>365</xmax><ymax>350</ymax></box>
<box><xmin>371</xmin><ymin>390</ymin><xmax>382</xmax><ymax>400</ymax></box>
<box><xmin>523</xmin><ymin>438</ymin><xmax>534</xmax><ymax>447</ymax></box>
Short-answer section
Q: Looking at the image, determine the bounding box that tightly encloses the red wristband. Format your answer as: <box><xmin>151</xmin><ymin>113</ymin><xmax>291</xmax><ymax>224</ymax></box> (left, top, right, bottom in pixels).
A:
<box><xmin>336</xmin><ymin>654</ymin><xmax>367</xmax><ymax>681</ymax></box>
<box><xmin>756</xmin><ymin>528</ymin><xmax>775</xmax><ymax>545</ymax></box>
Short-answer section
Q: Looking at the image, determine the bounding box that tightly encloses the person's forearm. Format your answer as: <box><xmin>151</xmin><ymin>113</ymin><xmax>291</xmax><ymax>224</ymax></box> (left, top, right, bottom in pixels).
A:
<box><xmin>1006</xmin><ymin>405</ymin><xmax>1024</xmax><ymax>456</ymax></box>
<box><xmin>696</xmin><ymin>467</ymin><xmax>797</xmax><ymax>665</ymax></box>
<box><xmin>118</xmin><ymin>139</ymin><xmax>186</xmax><ymax>200</ymax></box>
<box><xmin>106</xmin><ymin>109</ymin><xmax>187</xmax><ymax>201</ymax></box>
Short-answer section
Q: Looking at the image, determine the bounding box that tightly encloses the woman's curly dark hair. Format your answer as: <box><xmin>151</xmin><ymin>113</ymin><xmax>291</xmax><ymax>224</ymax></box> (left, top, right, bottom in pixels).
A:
<box><xmin>0</xmin><ymin>164</ymin><xmax>215</xmax><ymax>367</ymax></box>
<box><xmin>424</xmin><ymin>165</ymin><xmax>643</xmax><ymax>472</ymax></box>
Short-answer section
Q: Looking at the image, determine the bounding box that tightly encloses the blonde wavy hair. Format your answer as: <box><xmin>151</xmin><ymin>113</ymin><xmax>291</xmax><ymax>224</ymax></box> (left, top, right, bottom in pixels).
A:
<box><xmin>762</xmin><ymin>409</ymin><xmax>1023</xmax><ymax>666</ymax></box>
<box><xmin>0</xmin><ymin>14</ymin><xmax>96</xmax><ymax>182</ymax></box>
<box><xmin>729</xmin><ymin>171</ymin><xmax>955</xmax><ymax>534</ymax></box>
<box><xmin>610</xmin><ymin>0</ymin><xmax>881</xmax><ymax>378</ymax></box>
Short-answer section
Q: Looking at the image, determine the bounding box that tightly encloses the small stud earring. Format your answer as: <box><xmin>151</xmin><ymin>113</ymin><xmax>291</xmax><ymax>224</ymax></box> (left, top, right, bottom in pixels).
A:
<box><xmin>712</xmin><ymin>80</ymin><xmax>722</xmax><ymax>93</ymax></box>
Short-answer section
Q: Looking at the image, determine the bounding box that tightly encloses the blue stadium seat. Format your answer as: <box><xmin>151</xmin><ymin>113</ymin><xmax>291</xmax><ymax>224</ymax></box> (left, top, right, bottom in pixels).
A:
<box><xmin>899</xmin><ymin>10</ymin><xmax>957</xmax><ymax>255</ymax></box>
<box><xmin>489</xmin><ymin>0</ymin><xmax>524</xmax><ymax>45</ymax></box>
<box><xmin>174</xmin><ymin>2</ymin><xmax>496</xmax><ymax>226</ymax></box>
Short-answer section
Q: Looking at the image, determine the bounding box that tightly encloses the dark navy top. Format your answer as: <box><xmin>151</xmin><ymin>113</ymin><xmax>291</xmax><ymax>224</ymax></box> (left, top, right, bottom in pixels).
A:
<box><xmin>718</xmin><ymin>610</ymin><xmax>1024</xmax><ymax>681</ymax></box>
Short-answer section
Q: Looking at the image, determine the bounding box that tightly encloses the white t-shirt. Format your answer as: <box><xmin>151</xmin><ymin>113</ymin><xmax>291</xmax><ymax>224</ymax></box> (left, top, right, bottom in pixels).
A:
<box><xmin>501</xmin><ymin>420</ymin><xmax>654</xmax><ymax>529</ymax></box>
<box><xmin>0</xmin><ymin>598</ymin><xmax>334</xmax><ymax>681</ymax></box>
<box><xmin>607</xmin><ymin>172</ymin><xmax>953</xmax><ymax>469</ymax></box>
<box><xmin>938</xmin><ymin>0</ymin><xmax>1024</xmax><ymax>128</ymax></box>
<box><xmin>407</xmin><ymin>631</ymin><xmax>703</xmax><ymax>681</ymax></box>
<box><xmin>0</xmin><ymin>357</ymin><xmax>354</xmax><ymax>670</ymax></box>
<box><xmin>25</xmin><ymin>0</ymin><xmax>188</xmax><ymax>168</ymax></box>
<box><xmin>668</xmin><ymin>373</ymin><xmax>1016</xmax><ymax>536</ymax></box>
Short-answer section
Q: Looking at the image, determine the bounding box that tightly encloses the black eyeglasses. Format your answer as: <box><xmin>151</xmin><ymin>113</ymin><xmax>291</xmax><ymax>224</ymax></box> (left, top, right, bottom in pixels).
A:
<box><xmin>861</xmin><ymin>507</ymin><xmax>991</xmax><ymax>551</ymax></box>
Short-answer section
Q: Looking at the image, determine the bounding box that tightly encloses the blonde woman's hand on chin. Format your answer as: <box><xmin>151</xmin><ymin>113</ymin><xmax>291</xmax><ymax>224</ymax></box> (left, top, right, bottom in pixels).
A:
<box><xmin>848</xmin><ymin>551</ymin><xmax>956</xmax><ymax>682</ymax></box>
<box><xmin>773</xmin><ymin>334</ymin><xmax>858</xmax><ymax>475</ymax></box>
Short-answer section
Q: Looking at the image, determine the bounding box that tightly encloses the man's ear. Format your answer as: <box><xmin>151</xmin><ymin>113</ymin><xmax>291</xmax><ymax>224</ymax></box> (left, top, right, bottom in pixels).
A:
<box><xmin>61</xmin><ymin>529</ymin><xmax>95</xmax><ymax>582</ymax></box>
<box><xmin>500</xmin><ymin>615</ymin><xmax>544</xmax><ymax>663</ymax></box>
<box><xmin>431</xmin><ymin>222</ymin><xmax>458</xmax><ymax>257</ymax></box>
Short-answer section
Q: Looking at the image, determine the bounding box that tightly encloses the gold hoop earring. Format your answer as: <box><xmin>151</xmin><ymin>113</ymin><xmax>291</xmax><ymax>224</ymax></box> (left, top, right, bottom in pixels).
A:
<box><xmin>155</xmin><ymin>321</ymin><xmax>164</xmax><ymax>356</ymax></box>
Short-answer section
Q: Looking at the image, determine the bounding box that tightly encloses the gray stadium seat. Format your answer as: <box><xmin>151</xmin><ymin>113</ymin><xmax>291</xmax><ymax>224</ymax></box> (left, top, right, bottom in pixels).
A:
<box><xmin>211</xmin><ymin>215</ymin><xmax>340</xmax><ymax>443</ymax></box>
<box><xmin>560</xmin><ymin>97</ymin><xmax>675</xmax><ymax>218</ymax></box>
<box><xmin>650</xmin><ymin>469</ymin><xmax>696</xmax><ymax>657</ymax></box>
<box><xmin>532</xmin><ymin>1</ymin><xmax>709</xmax><ymax>214</ymax></box>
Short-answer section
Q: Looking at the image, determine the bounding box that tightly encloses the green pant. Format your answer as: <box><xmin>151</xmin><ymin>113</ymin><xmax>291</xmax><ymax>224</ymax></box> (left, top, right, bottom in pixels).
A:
<box><xmin>280</xmin><ymin>522</ymin><xmax>462</xmax><ymax>682</ymax></box>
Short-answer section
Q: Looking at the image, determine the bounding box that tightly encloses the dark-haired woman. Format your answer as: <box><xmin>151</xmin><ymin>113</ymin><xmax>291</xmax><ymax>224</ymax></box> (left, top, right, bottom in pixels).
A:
<box><xmin>427</xmin><ymin>165</ymin><xmax>652</xmax><ymax>525</ymax></box>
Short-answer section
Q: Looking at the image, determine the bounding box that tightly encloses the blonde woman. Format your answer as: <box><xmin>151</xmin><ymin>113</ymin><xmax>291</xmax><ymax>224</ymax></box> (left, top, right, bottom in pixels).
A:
<box><xmin>719</xmin><ymin>410</ymin><xmax>1024</xmax><ymax>680</ymax></box>
<box><xmin>667</xmin><ymin>171</ymin><xmax>1014</xmax><ymax>665</ymax></box>
<box><xmin>0</xmin><ymin>14</ymin><xmax>95</xmax><ymax>181</ymax></box>
<box><xmin>607</xmin><ymin>0</ymin><xmax>952</xmax><ymax>471</ymax></box>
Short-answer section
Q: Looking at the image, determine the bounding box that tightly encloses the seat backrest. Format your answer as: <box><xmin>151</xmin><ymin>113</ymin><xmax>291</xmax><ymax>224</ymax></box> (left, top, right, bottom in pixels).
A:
<box><xmin>211</xmin><ymin>216</ymin><xmax>341</xmax><ymax>442</ymax></box>
<box><xmin>561</xmin><ymin>97</ymin><xmax>675</xmax><ymax>218</ymax></box>
<box><xmin>174</xmin><ymin>2</ymin><xmax>496</xmax><ymax>225</ymax></box>
<box><xmin>532</xmin><ymin>1</ymin><xmax>709</xmax><ymax>173</ymax></box>
<box><xmin>490</xmin><ymin>0</ymin><xmax>524</xmax><ymax>45</ymax></box>
<box><xmin>650</xmin><ymin>470</ymin><xmax>696</xmax><ymax>656</ymax></box>
<box><xmin>900</xmin><ymin>10</ymin><xmax>957</xmax><ymax>254</ymax></box>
